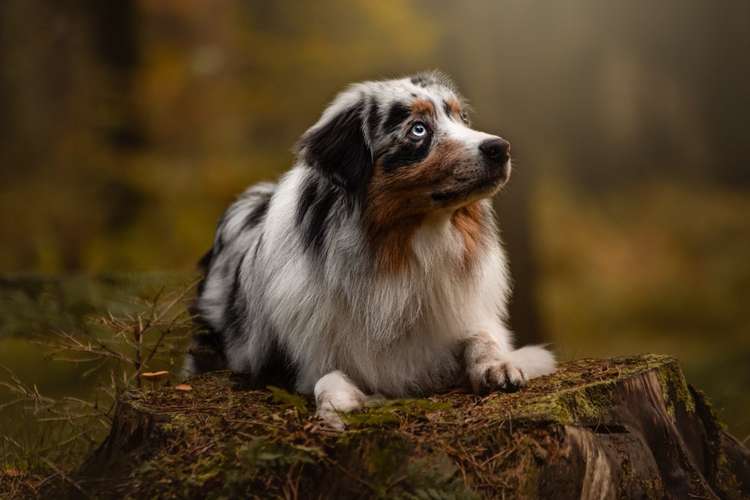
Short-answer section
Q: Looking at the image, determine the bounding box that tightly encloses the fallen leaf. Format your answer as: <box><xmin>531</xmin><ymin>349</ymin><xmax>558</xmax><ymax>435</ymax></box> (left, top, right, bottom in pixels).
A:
<box><xmin>3</xmin><ymin>468</ymin><xmax>22</xmax><ymax>477</ymax></box>
<box><xmin>175</xmin><ymin>384</ymin><xmax>192</xmax><ymax>391</ymax></box>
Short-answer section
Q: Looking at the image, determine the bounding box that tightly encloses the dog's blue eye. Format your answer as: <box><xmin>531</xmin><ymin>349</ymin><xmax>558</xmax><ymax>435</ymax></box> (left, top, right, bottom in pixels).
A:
<box><xmin>410</xmin><ymin>122</ymin><xmax>427</xmax><ymax>138</ymax></box>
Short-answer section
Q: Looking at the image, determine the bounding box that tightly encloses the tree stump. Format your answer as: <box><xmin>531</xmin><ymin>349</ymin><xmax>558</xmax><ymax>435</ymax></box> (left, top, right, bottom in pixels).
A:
<box><xmin>75</xmin><ymin>354</ymin><xmax>749</xmax><ymax>499</ymax></box>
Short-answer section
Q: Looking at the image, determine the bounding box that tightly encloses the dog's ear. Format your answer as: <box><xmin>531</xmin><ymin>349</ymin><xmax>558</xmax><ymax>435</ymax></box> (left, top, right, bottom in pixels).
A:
<box><xmin>296</xmin><ymin>94</ymin><xmax>373</xmax><ymax>196</ymax></box>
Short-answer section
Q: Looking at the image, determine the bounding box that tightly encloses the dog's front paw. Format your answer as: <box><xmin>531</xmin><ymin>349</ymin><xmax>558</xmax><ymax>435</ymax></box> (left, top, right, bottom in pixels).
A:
<box><xmin>316</xmin><ymin>406</ymin><xmax>347</xmax><ymax>431</ymax></box>
<box><xmin>314</xmin><ymin>371</ymin><xmax>367</xmax><ymax>431</ymax></box>
<box><xmin>468</xmin><ymin>357</ymin><xmax>527</xmax><ymax>395</ymax></box>
<box><xmin>315</xmin><ymin>394</ymin><xmax>361</xmax><ymax>431</ymax></box>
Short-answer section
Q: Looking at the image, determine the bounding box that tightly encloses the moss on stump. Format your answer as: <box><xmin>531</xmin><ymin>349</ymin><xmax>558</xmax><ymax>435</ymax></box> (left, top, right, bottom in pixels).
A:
<box><xmin>73</xmin><ymin>355</ymin><xmax>749</xmax><ymax>499</ymax></box>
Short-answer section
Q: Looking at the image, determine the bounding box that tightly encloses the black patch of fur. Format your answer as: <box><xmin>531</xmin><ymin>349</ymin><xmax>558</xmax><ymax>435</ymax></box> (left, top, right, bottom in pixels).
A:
<box><xmin>252</xmin><ymin>232</ymin><xmax>264</xmax><ymax>263</ymax></box>
<box><xmin>213</xmin><ymin>210</ymin><xmax>231</xmax><ymax>255</ymax></box>
<box><xmin>296</xmin><ymin>176</ymin><xmax>319</xmax><ymax>227</ymax></box>
<box><xmin>224</xmin><ymin>252</ymin><xmax>247</xmax><ymax>341</ymax></box>
<box><xmin>381</xmin><ymin>134</ymin><xmax>433</xmax><ymax>172</ymax></box>
<box><xmin>186</xmin><ymin>328</ymin><xmax>226</xmax><ymax>374</ymax></box>
<box><xmin>197</xmin><ymin>247</ymin><xmax>213</xmax><ymax>272</ymax></box>
<box><xmin>242</xmin><ymin>192</ymin><xmax>271</xmax><ymax>230</ymax></box>
<box><xmin>411</xmin><ymin>74</ymin><xmax>435</xmax><ymax>88</ymax></box>
<box><xmin>383</xmin><ymin>103</ymin><xmax>411</xmax><ymax>134</ymax></box>
<box><xmin>296</xmin><ymin>175</ymin><xmax>339</xmax><ymax>252</ymax></box>
<box><xmin>188</xmin><ymin>247</ymin><xmax>226</xmax><ymax>374</ymax></box>
<box><xmin>443</xmin><ymin>100</ymin><xmax>453</xmax><ymax>118</ymax></box>
<box><xmin>193</xmin><ymin>245</ymin><xmax>215</xmax><ymax>322</ymax></box>
<box><xmin>308</xmin><ymin>184</ymin><xmax>338</xmax><ymax>250</ymax></box>
<box><xmin>410</xmin><ymin>71</ymin><xmax>456</xmax><ymax>92</ymax></box>
<box><xmin>366</xmin><ymin>98</ymin><xmax>380</xmax><ymax>142</ymax></box>
<box><xmin>237</xmin><ymin>338</ymin><xmax>298</xmax><ymax>391</ymax></box>
<box><xmin>192</xmin><ymin>247</ymin><xmax>214</xmax><ymax>349</ymax></box>
<box><xmin>297</xmin><ymin>99</ymin><xmax>372</xmax><ymax>199</ymax></box>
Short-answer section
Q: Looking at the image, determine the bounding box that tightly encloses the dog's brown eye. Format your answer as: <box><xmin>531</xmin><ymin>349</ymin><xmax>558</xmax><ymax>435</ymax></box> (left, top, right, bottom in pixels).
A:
<box><xmin>460</xmin><ymin>112</ymin><xmax>470</xmax><ymax>125</ymax></box>
<box><xmin>409</xmin><ymin>122</ymin><xmax>428</xmax><ymax>139</ymax></box>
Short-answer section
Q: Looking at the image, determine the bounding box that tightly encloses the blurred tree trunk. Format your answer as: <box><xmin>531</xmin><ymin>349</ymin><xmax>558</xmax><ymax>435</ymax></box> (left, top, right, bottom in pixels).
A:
<box><xmin>435</xmin><ymin>2</ymin><xmax>546</xmax><ymax>345</ymax></box>
<box><xmin>494</xmin><ymin>173</ymin><xmax>544</xmax><ymax>344</ymax></box>
<box><xmin>85</xmin><ymin>0</ymin><xmax>145</xmax><ymax>151</ymax></box>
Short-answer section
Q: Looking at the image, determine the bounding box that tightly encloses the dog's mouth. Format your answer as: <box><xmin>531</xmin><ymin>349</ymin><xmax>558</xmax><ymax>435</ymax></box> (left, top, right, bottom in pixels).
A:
<box><xmin>431</xmin><ymin>163</ymin><xmax>510</xmax><ymax>204</ymax></box>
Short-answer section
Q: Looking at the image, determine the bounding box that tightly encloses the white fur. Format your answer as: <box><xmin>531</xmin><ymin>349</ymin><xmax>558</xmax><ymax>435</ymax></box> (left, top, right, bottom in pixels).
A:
<box><xmin>508</xmin><ymin>345</ymin><xmax>558</xmax><ymax>379</ymax></box>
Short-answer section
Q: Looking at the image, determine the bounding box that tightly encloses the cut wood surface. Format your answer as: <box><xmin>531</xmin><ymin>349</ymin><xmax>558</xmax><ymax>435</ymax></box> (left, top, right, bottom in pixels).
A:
<box><xmin>74</xmin><ymin>354</ymin><xmax>750</xmax><ymax>499</ymax></box>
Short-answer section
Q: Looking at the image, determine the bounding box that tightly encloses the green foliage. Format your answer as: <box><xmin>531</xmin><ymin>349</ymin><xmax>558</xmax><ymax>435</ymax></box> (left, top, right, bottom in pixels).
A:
<box><xmin>0</xmin><ymin>278</ymin><xmax>196</xmax><ymax>493</ymax></box>
<box><xmin>344</xmin><ymin>399</ymin><xmax>453</xmax><ymax>429</ymax></box>
<box><xmin>267</xmin><ymin>385</ymin><xmax>310</xmax><ymax>415</ymax></box>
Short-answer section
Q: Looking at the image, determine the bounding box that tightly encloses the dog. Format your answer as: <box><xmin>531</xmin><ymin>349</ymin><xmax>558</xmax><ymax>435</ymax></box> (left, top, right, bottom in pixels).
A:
<box><xmin>185</xmin><ymin>71</ymin><xmax>556</xmax><ymax>428</ymax></box>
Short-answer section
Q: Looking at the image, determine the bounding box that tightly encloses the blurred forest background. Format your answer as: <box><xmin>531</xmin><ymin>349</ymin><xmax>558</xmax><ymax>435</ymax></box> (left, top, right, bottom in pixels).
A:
<box><xmin>0</xmin><ymin>0</ymin><xmax>749</xmax><ymax>441</ymax></box>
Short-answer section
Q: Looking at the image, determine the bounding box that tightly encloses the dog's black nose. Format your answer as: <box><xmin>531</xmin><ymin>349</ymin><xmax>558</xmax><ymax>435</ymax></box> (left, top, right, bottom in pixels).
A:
<box><xmin>479</xmin><ymin>138</ymin><xmax>511</xmax><ymax>165</ymax></box>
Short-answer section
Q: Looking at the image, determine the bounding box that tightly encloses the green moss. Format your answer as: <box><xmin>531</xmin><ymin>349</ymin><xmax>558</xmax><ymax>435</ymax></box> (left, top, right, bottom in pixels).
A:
<box><xmin>513</xmin><ymin>383</ymin><xmax>614</xmax><ymax>425</ymax></box>
<box><xmin>511</xmin><ymin>354</ymin><xmax>685</xmax><ymax>425</ymax></box>
<box><xmin>512</xmin><ymin>394</ymin><xmax>575</xmax><ymax>423</ymax></box>
<box><xmin>344</xmin><ymin>410</ymin><xmax>402</xmax><ymax>427</ymax></box>
<box><xmin>343</xmin><ymin>399</ymin><xmax>452</xmax><ymax>428</ymax></box>
<box><xmin>267</xmin><ymin>385</ymin><xmax>311</xmax><ymax>415</ymax></box>
<box><xmin>654</xmin><ymin>362</ymin><xmax>696</xmax><ymax>417</ymax></box>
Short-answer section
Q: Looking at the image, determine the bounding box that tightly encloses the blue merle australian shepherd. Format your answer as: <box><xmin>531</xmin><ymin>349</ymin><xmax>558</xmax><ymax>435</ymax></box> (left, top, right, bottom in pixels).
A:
<box><xmin>185</xmin><ymin>72</ymin><xmax>556</xmax><ymax>428</ymax></box>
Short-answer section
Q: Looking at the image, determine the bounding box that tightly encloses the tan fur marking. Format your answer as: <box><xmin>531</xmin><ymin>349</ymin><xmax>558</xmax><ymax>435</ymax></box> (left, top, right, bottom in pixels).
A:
<box><xmin>366</xmin><ymin>139</ymin><xmax>468</xmax><ymax>274</ymax></box>
<box><xmin>411</xmin><ymin>99</ymin><xmax>436</xmax><ymax>118</ymax></box>
<box><xmin>446</xmin><ymin>98</ymin><xmax>462</xmax><ymax>119</ymax></box>
<box><xmin>371</xmin><ymin>219</ymin><xmax>422</xmax><ymax>274</ymax></box>
<box><xmin>367</xmin><ymin>139</ymin><xmax>464</xmax><ymax>225</ymax></box>
<box><xmin>451</xmin><ymin>202</ymin><xmax>486</xmax><ymax>271</ymax></box>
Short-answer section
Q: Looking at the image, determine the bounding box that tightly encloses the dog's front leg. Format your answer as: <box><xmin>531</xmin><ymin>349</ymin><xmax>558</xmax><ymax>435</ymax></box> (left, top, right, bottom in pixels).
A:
<box><xmin>464</xmin><ymin>329</ymin><xmax>556</xmax><ymax>394</ymax></box>
<box><xmin>314</xmin><ymin>370</ymin><xmax>367</xmax><ymax>430</ymax></box>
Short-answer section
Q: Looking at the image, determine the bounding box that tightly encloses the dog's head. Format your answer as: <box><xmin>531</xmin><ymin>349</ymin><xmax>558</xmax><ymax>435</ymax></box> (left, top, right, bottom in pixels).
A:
<box><xmin>298</xmin><ymin>73</ymin><xmax>511</xmax><ymax>271</ymax></box>
<box><xmin>296</xmin><ymin>72</ymin><xmax>509</xmax><ymax>270</ymax></box>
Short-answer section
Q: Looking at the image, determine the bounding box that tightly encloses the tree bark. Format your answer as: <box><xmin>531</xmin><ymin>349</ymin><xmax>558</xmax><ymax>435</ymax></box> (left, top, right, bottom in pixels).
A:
<box><xmin>73</xmin><ymin>355</ymin><xmax>749</xmax><ymax>499</ymax></box>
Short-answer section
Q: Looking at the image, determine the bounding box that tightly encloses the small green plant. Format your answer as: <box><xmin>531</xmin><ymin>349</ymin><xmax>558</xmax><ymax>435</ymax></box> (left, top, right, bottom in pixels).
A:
<box><xmin>0</xmin><ymin>282</ymin><xmax>197</xmax><ymax>498</ymax></box>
